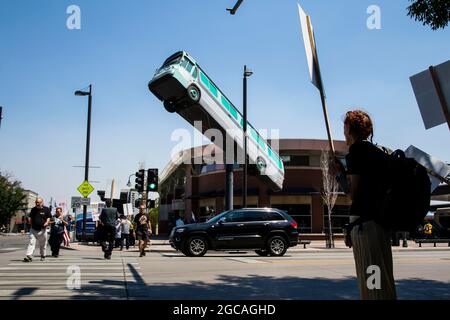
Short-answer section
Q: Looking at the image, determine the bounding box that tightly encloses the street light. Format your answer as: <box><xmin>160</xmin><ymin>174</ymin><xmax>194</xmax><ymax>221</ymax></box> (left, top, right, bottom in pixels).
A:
<box><xmin>127</xmin><ymin>173</ymin><xmax>136</xmax><ymax>187</ymax></box>
<box><xmin>243</xmin><ymin>65</ymin><xmax>252</xmax><ymax>208</ymax></box>
<box><xmin>74</xmin><ymin>84</ymin><xmax>92</xmax><ymax>242</ymax></box>
<box><xmin>227</xmin><ymin>0</ymin><xmax>245</xmax><ymax>15</ymax></box>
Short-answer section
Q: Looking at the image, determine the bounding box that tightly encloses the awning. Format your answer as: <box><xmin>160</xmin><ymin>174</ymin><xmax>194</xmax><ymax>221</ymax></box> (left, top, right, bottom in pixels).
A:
<box><xmin>267</xmin><ymin>187</ymin><xmax>319</xmax><ymax>195</ymax></box>
<box><xmin>429</xmin><ymin>200</ymin><xmax>450</xmax><ymax>211</ymax></box>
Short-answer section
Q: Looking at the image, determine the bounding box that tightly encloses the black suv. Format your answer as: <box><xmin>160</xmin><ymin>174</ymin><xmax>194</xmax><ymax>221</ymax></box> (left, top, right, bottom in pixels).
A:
<box><xmin>169</xmin><ymin>208</ymin><xmax>299</xmax><ymax>257</ymax></box>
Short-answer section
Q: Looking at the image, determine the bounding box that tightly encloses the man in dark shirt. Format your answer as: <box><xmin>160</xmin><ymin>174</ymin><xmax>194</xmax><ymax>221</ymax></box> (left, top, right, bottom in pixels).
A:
<box><xmin>98</xmin><ymin>199</ymin><xmax>119</xmax><ymax>259</ymax></box>
<box><xmin>23</xmin><ymin>197</ymin><xmax>52</xmax><ymax>262</ymax></box>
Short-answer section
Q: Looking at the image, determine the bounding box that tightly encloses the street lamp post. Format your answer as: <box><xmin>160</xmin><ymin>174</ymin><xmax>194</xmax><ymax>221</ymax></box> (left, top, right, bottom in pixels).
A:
<box><xmin>75</xmin><ymin>85</ymin><xmax>92</xmax><ymax>242</ymax></box>
<box><xmin>242</xmin><ymin>66</ymin><xmax>253</xmax><ymax>208</ymax></box>
<box><xmin>127</xmin><ymin>173</ymin><xmax>136</xmax><ymax>187</ymax></box>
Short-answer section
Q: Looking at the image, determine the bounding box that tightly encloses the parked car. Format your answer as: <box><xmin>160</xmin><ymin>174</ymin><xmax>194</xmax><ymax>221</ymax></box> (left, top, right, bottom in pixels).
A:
<box><xmin>169</xmin><ymin>208</ymin><xmax>299</xmax><ymax>257</ymax></box>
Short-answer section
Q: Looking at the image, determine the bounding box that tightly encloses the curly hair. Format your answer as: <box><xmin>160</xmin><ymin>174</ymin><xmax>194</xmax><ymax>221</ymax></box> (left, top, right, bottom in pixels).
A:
<box><xmin>344</xmin><ymin>110</ymin><xmax>374</xmax><ymax>142</ymax></box>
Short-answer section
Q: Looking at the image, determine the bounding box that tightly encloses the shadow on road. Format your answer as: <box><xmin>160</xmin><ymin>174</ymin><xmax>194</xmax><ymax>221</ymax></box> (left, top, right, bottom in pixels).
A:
<box><xmin>58</xmin><ymin>263</ymin><xmax>450</xmax><ymax>300</ymax></box>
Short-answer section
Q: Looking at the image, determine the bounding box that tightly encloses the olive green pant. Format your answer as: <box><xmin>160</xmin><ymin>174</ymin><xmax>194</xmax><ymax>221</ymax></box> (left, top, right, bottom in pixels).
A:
<box><xmin>351</xmin><ymin>220</ymin><xmax>397</xmax><ymax>300</ymax></box>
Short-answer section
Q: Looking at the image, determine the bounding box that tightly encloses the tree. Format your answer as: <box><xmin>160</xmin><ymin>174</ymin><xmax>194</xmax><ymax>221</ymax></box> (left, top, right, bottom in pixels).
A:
<box><xmin>407</xmin><ymin>0</ymin><xmax>450</xmax><ymax>30</ymax></box>
<box><xmin>320</xmin><ymin>151</ymin><xmax>339</xmax><ymax>249</ymax></box>
<box><xmin>0</xmin><ymin>171</ymin><xmax>27</xmax><ymax>231</ymax></box>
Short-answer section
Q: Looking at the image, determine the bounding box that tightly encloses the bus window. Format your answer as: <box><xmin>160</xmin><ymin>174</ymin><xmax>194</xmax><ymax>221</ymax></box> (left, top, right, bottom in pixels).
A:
<box><xmin>180</xmin><ymin>59</ymin><xmax>188</xmax><ymax>69</ymax></box>
<box><xmin>250</xmin><ymin>127</ymin><xmax>258</xmax><ymax>142</ymax></box>
<box><xmin>221</xmin><ymin>96</ymin><xmax>231</xmax><ymax>112</ymax></box>
<box><xmin>186</xmin><ymin>60</ymin><xmax>194</xmax><ymax>73</ymax></box>
<box><xmin>258</xmin><ymin>137</ymin><xmax>266</xmax><ymax>151</ymax></box>
<box><xmin>200</xmin><ymin>71</ymin><xmax>210</xmax><ymax>87</ymax></box>
<box><xmin>228</xmin><ymin>105</ymin><xmax>238</xmax><ymax>119</ymax></box>
<box><xmin>192</xmin><ymin>67</ymin><xmax>198</xmax><ymax>79</ymax></box>
<box><xmin>209</xmin><ymin>83</ymin><xmax>218</xmax><ymax>97</ymax></box>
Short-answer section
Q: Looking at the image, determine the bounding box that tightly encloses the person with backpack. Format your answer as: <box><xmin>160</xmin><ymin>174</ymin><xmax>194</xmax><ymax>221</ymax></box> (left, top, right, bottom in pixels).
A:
<box><xmin>335</xmin><ymin>110</ymin><xmax>397</xmax><ymax>300</ymax></box>
<box><xmin>48</xmin><ymin>207</ymin><xmax>68</xmax><ymax>258</ymax></box>
<box><xmin>98</xmin><ymin>199</ymin><xmax>119</xmax><ymax>260</ymax></box>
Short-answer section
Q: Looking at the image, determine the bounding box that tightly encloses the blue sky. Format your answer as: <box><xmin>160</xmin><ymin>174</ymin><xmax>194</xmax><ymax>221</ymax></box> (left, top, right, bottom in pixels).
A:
<box><xmin>1</xmin><ymin>0</ymin><xmax>449</xmax><ymax>208</ymax></box>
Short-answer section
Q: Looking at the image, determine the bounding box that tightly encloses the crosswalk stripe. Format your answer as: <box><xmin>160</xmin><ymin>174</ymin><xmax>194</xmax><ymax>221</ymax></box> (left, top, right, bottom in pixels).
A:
<box><xmin>226</xmin><ymin>257</ymin><xmax>267</xmax><ymax>264</ymax></box>
<box><xmin>0</xmin><ymin>273</ymin><xmax>140</xmax><ymax>277</ymax></box>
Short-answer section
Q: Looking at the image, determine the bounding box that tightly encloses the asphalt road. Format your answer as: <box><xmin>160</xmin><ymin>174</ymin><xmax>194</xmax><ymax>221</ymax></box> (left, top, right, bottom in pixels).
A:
<box><xmin>0</xmin><ymin>240</ymin><xmax>449</xmax><ymax>300</ymax></box>
<box><xmin>0</xmin><ymin>234</ymin><xmax>28</xmax><ymax>251</ymax></box>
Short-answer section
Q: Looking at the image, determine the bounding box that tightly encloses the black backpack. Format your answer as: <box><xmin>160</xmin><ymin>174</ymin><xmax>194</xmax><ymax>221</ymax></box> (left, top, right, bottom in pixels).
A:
<box><xmin>376</xmin><ymin>148</ymin><xmax>431</xmax><ymax>233</ymax></box>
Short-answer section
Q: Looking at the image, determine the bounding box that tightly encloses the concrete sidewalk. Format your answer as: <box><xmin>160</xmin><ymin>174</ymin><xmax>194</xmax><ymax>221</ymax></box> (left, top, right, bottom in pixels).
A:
<box><xmin>71</xmin><ymin>239</ymin><xmax>450</xmax><ymax>254</ymax></box>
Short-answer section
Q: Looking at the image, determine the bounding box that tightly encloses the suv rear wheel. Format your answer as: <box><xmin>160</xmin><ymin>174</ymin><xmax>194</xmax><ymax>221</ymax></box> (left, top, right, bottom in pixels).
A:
<box><xmin>186</xmin><ymin>236</ymin><xmax>208</xmax><ymax>257</ymax></box>
<box><xmin>267</xmin><ymin>236</ymin><xmax>288</xmax><ymax>256</ymax></box>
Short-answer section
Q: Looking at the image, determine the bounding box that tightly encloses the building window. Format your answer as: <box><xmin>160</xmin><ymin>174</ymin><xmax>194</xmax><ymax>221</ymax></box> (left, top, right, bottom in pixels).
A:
<box><xmin>270</xmin><ymin>204</ymin><xmax>311</xmax><ymax>233</ymax></box>
<box><xmin>281</xmin><ymin>155</ymin><xmax>310</xmax><ymax>167</ymax></box>
<box><xmin>323</xmin><ymin>205</ymin><xmax>351</xmax><ymax>233</ymax></box>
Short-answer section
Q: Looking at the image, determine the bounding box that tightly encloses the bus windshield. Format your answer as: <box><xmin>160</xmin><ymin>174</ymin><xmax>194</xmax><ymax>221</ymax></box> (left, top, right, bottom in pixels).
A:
<box><xmin>162</xmin><ymin>53</ymin><xmax>183</xmax><ymax>68</ymax></box>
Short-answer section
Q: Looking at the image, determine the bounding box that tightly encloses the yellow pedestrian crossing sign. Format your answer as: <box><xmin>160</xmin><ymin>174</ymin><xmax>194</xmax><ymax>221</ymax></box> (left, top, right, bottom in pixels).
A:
<box><xmin>77</xmin><ymin>180</ymin><xmax>94</xmax><ymax>198</ymax></box>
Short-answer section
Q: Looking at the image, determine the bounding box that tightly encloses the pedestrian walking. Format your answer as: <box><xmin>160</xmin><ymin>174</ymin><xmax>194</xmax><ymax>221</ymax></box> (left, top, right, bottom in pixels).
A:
<box><xmin>134</xmin><ymin>204</ymin><xmax>152</xmax><ymax>257</ymax></box>
<box><xmin>129</xmin><ymin>216</ymin><xmax>136</xmax><ymax>248</ymax></box>
<box><xmin>48</xmin><ymin>207</ymin><xmax>68</xmax><ymax>257</ymax></box>
<box><xmin>114</xmin><ymin>219</ymin><xmax>122</xmax><ymax>248</ymax></box>
<box><xmin>336</xmin><ymin>110</ymin><xmax>397</xmax><ymax>300</ymax></box>
<box><xmin>98</xmin><ymin>199</ymin><xmax>119</xmax><ymax>260</ymax></box>
<box><xmin>23</xmin><ymin>197</ymin><xmax>52</xmax><ymax>262</ymax></box>
<box><xmin>120</xmin><ymin>215</ymin><xmax>131</xmax><ymax>250</ymax></box>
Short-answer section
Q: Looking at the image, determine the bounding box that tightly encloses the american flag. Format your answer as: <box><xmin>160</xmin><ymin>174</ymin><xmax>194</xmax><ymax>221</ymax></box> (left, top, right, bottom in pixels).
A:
<box><xmin>63</xmin><ymin>226</ymin><xmax>70</xmax><ymax>247</ymax></box>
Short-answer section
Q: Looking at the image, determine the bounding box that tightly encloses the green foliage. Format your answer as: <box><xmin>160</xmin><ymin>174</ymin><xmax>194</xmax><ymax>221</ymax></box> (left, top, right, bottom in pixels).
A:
<box><xmin>148</xmin><ymin>207</ymin><xmax>159</xmax><ymax>231</ymax></box>
<box><xmin>407</xmin><ymin>0</ymin><xmax>450</xmax><ymax>30</ymax></box>
<box><xmin>0</xmin><ymin>172</ymin><xmax>27</xmax><ymax>226</ymax></box>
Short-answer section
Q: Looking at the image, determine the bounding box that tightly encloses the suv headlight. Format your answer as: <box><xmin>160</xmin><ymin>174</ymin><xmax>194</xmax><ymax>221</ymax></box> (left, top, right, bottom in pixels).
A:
<box><xmin>176</xmin><ymin>228</ymin><xmax>185</xmax><ymax>233</ymax></box>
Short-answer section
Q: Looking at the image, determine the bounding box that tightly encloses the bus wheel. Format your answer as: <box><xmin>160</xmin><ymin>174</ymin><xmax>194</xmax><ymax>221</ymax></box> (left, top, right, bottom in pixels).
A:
<box><xmin>256</xmin><ymin>156</ymin><xmax>267</xmax><ymax>173</ymax></box>
<box><xmin>163</xmin><ymin>100</ymin><xmax>177</xmax><ymax>113</ymax></box>
<box><xmin>187</xmin><ymin>85</ymin><xmax>201</xmax><ymax>103</ymax></box>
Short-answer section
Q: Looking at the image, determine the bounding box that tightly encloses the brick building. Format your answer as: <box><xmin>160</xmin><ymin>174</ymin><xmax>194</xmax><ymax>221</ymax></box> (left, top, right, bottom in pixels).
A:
<box><xmin>158</xmin><ymin>139</ymin><xmax>351</xmax><ymax>237</ymax></box>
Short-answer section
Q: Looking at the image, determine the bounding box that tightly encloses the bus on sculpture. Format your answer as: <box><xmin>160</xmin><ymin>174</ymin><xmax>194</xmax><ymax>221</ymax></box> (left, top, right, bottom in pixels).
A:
<box><xmin>148</xmin><ymin>51</ymin><xmax>284</xmax><ymax>190</ymax></box>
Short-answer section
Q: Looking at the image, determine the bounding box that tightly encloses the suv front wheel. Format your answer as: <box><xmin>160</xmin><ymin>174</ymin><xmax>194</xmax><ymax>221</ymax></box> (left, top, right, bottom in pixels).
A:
<box><xmin>267</xmin><ymin>236</ymin><xmax>288</xmax><ymax>257</ymax></box>
<box><xmin>185</xmin><ymin>236</ymin><xmax>208</xmax><ymax>257</ymax></box>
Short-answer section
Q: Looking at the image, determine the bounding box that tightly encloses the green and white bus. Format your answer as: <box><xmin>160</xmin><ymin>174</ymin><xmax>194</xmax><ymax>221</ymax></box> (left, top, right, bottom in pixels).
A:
<box><xmin>148</xmin><ymin>51</ymin><xmax>284</xmax><ymax>190</ymax></box>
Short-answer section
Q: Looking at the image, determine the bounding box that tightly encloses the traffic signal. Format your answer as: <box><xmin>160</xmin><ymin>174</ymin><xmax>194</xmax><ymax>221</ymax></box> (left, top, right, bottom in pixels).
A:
<box><xmin>147</xmin><ymin>200</ymin><xmax>156</xmax><ymax>209</ymax></box>
<box><xmin>97</xmin><ymin>190</ymin><xmax>106</xmax><ymax>201</ymax></box>
<box><xmin>147</xmin><ymin>168</ymin><xmax>159</xmax><ymax>192</ymax></box>
<box><xmin>135</xmin><ymin>169</ymin><xmax>145</xmax><ymax>192</ymax></box>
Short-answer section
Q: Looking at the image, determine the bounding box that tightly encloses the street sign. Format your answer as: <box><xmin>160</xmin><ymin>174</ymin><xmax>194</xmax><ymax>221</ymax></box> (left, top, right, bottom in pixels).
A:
<box><xmin>80</xmin><ymin>197</ymin><xmax>91</xmax><ymax>206</ymax></box>
<box><xmin>77</xmin><ymin>180</ymin><xmax>94</xmax><ymax>198</ymax></box>
<box><xmin>410</xmin><ymin>60</ymin><xmax>450</xmax><ymax>130</ymax></box>
<box><xmin>71</xmin><ymin>196</ymin><xmax>82</xmax><ymax>208</ymax></box>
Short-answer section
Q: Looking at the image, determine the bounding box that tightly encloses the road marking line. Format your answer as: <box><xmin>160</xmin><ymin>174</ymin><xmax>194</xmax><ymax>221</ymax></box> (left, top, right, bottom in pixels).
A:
<box><xmin>226</xmin><ymin>257</ymin><xmax>267</xmax><ymax>264</ymax></box>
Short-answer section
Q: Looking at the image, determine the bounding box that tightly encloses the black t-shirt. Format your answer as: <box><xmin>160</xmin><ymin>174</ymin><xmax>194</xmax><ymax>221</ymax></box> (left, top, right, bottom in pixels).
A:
<box><xmin>29</xmin><ymin>206</ymin><xmax>52</xmax><ymax>231</ymax></box>
<box><xmin>99</xmin><ymin>208</ymin><xmax>119</xmax><ymax>227</ymax></box>
<box><xmin>134</xmin><ymin>213</ymin><xmax>149</xmax><ymax>231</ymax></box>
<box><xmin>345</xmin><ymin>141</ymin><xmax>389</xmax><ymax>220</ymax></box>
